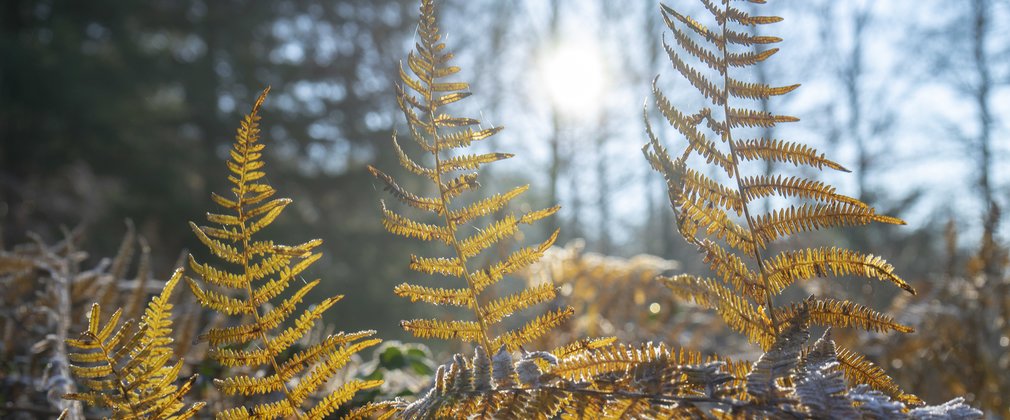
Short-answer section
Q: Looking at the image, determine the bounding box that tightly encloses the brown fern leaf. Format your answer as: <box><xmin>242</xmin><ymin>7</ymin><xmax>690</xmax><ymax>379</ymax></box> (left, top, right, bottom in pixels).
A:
<box><xmin>646</xmin><ymin>0</ymin><xmax>918</xmax><ymax>401</ymax></box>
<box><xmin>186</xmin><ymin>88</ymin><xmax>380</xmax><ymax>419</ymax></box>
<box><xmin>370</xmin><ymin>0</ymin><xmax>570</xmax><ymax>352</ymax></box>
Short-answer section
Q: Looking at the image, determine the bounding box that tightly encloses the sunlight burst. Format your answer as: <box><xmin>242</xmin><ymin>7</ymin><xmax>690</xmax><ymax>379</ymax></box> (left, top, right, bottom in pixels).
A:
<box><xmin>538</xmin><ymin>39</ymin><xmax>608</xmax><ymax>119</ymax></box>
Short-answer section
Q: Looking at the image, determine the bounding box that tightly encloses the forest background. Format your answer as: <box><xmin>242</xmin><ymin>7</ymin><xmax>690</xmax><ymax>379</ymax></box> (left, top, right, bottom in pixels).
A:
<box><xmin>2</xmin><ymin>0</ymin><xmax>1009</xmax><ymax>415</ymax></box>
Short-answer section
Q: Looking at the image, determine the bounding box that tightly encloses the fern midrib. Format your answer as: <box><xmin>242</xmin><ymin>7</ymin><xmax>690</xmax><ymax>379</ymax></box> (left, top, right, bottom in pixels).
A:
<box><xmin>92</xmin><ymin>330</ymin><xmax>144</xmax><ymax>417</ymax></box>
<box><xmin>718</xmin><ymin>5</ymin><xmax>778</xmax><ymax>333</ymax></box>
<box><xmin>420</xmin><ymin>29</ymin><xmax>494</xmax><ymax>353</ymax></box>
<box><xmin>235</xmin><ymin>132</ymin><xmax>305</xmax><ymax>419</ymax></box>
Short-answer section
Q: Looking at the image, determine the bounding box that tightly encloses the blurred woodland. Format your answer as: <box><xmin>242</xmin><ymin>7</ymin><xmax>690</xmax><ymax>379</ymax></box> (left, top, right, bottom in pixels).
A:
<box><xmin>1</xmin><ymin>0</ymin><xmax>1009</xmax><ymax>417</ymax></box>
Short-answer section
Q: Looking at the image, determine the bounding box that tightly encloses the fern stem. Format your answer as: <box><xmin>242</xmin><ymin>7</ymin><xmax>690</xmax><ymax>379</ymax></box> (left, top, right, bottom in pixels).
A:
<box><xmin>235</xmin><ymin>127</ymin><xmax>306</xmax><ymax>420</ymax></box>
<box><xmin>719</xmin><ymin>3</ymin><xmax>778</xmax><ymax>334</ymax></box>
<box><xmin>92</xmin><ymin>331</ymin><xmax>143</xmax><ymax>417</ymax></box>
<box><xmin>419</xmin><ymin>13</ymin><xmax>494</xmax><ymax>353</ymax></box>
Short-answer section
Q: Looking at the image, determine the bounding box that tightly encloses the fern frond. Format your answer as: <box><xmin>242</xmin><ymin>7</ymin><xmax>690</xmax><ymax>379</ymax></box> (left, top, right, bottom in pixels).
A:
<box><xmin>402</xmin><ymin>319</ymin><xmax>484</xmax><ymax>342</ymax></box>
<box><xmin>834</xmin><ymin>346</ymin><xmax>922</xmax><ymax>406</ymax></box>
<box><xmin>735</xmin><ymin>138</ymin><xmax>850</xmax><ymax>172</ymax></box>
<box><xmin>481</xmin><ymin>283</ymin><xmax>558</xmax><ymax>325</ymax></box>
<box><xmin>776</xmin><ymin>298</ymin><xmax>913</xmax><ymax>334</ymax></box>
<box><xmin>367</xmin><ymin>165</ymin><xmax>446</xmax><ymax>213</ymax></box>
<box><xmin>695</xmin><ymin>239</ymin><xmax>763</xmax><ymax>300</ymax></box>
<box><xmin>726</xmin><ymin>48</ymin><xmax>780</xmax><ymax>68</ymax></box>
<box><xmin>682</xmin><ymin>165</ymin><xmax>745</xmax><ymax>216</ymax></box>
<box><xmin>740</xmin><ymin>174</ymin><xmax>864</xmax><ymax>207</ymax></box>
<box><xmin>64</xmin><ymin>268</ymin><xmax>205</xmax><ymax>419</ymax></box>
<box><xmin>727</xmin><ymin>77</ymin><xmax>798</xmax><ymax>100</ymax></box>
<box><xmin>491</xmin><ymin>307</ymin><xmax>575</xmax><ymax>351</ymax></box>
<box><xmin>763</xmin><ymin>247</ymin><xmax>916</xmax><ymax>295</ymax></box>
<box><xmin>394</xmin><ymin>283</ymin><xmax>475</xmax><ymax>307</ymax></box>
<box><xmin>379</xmin><ymin>0</ymin><xmax>574</xmax><ymax>350</ymax></box>
<box><xmin>661</xmin><ymin>275</ymin><xmax>774</xmax><ymax>348</ymax></box>
<box><xmin>381</xmin><ymin>201</ymin><xmax>452</xmax><ymax>243</ymax></box>
<box><xmin>447</xmin><ymin>185</ymin><xmax>529</xmax><ymax>224</ymax></box>
<box><xmin>648</xmin><ymin>2</ymin><xmax>918</xmax><ymax>392</ymax></box>
<box><xmin>727</xmin><ymin>107</ymin><xmax>799</xmax><ymax>128</ymax></box>
<box><xmin>677</xmin><ymin>195</ymin><xmax>757</xmax><ymax>254</ymax></box>
<box><xmin>186</xmin><ymin>87</ymin><xmax>380</xmax><ymax>418</ymax></box>
<box><xmin>752</xmin><ymin>203</ymin><xmax>905</xmax><ymax>244</ymax></box>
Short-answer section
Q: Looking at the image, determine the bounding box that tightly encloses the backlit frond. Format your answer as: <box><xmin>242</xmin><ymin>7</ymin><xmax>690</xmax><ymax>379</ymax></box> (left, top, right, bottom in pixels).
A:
<box><xmin>735</xmin><ymin>138</ymin><xmax>850</xmax><ymax>172</ymax></box>
<box><xmin>753</xmin><ymin>203</ymin><xmax>905</xmax><ymax>245</ymax></box>
<box><xmin>662</xmin><ymin>275</ymin><xmax>773</xmax><ymax>348</ymax></box>
<box><xmin>646</xmin><ymin>0</ymin><xmax>920</xmax><ymax>407</ymax></box>
<box><xmin>64</xmin><ymin>269</ymin><xmax>205</xmax><ymax>419</ymax></box>
<box><xmin>776</xmin><ymin>298</ymin><xmax>913</xmax><ymax>334</ymax></box>
<box><xmin>763</xmin><ymin>247</ymin><xmax>915</xmax><ymax>295</ymax></box>
<box><xmin>186</xmin><ymin>88</ymin><xmax>380</xmax><ymax>418</ymax></box>
<box><xmin>835</xmin><ymin>346</ymin><xmax>922</xmax><ymax>406</ymax></box>
<box><xmin>373</xmin><ymin>4</ymin><xmax>571</xmax><ymax>353</ymax></box>
<box><xmin>740</xmin><ymin>175</ymin><xmax>864</xmax><ymax>207</ymax></box>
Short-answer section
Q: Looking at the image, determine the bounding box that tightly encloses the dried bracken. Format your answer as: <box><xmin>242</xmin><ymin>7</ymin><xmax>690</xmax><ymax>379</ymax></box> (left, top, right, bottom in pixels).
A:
<box><xmin>644</xmin><ymin>0</ymin><xmax>932</xmax><ymax>407</ymax></box>
<box><xmin>186</xmin><ymin>88</ymin><xmax>381</xmax><ymax>419</ymax></box>
<box><xmin>370</xmin><ymin>0</ymin><xmax>571</xmax><ymax>353</ymax></box>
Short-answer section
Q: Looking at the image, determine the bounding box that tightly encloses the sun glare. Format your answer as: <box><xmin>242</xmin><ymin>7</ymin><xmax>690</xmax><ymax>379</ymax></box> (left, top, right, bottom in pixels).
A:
<box><xmin>538</xmin><ymin>38</ymin><xmax>608</xmax><ymax>119</ymax></box>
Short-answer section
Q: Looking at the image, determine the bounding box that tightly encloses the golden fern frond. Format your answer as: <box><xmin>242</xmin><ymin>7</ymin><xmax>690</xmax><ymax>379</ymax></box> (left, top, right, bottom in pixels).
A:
<box><xmin>645</xmin><ymin>1</ymin><xmax>921</xmax><ymax>405</ymax></box>
<box><xmin>762</xmin><ymin>247</ymin><xmax>915</xmax><ymax>295</ymax></box>
<box><xmin>661</xmin><ymin>275</ymin><xmax>774</xmax><ymax>349</ymax></box>
<box><xmin>371</xmin><ymin>0</ymin><xmax>570</xmax><ymax>352</ymax></box>
<box><xmin>696</xmin><ymin>239</ymin><xmax>763</xmax><ymax>300</ymax></box>
<box><xmin>652</xmin><ymin>85</ymin><xmax>734</xmax><ymax>176</ymax></box>
<box><xmin>775</xmin><ymin>298</ymin><xmax>914</xmax><ymax>334</ymax></box>
<box><xmin>735</xmin><ymin>138</ymin><xmax>849</xmax><ymax>172</ymax></box>
<box><xmin>752</xmin><ymin>203</ymin><xmax>905</xmax><ymax>244</ymax></box>
<box><xmin>186</xmin><ymin>87</ymin><xmax>380</xmax><ymax>418</ymax></box>
<box><xmin>834</xmin><ymin>346</ymin><xmax>922</xmax><ymax>406</ymax></box>
<box><xmin>727</xmin><ymin>77</ymin><xmax>798</xmax><ymax>100</ymax></box>
<box><xmin>64</xmin><ymin>268</ymin><xmax>205</xmax><ymax>419</ymax></box>
<box><xmin>740</xmin><ymin>174</ymin><xmax>864</xmax><ymax>207</ymax></box>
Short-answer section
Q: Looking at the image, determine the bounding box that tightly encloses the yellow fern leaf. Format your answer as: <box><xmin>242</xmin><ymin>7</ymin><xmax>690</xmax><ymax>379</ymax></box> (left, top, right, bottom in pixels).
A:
<box><xmin>775</xmin><ymin>298</ymin><xmax>914</xmax><ymax>334</ymax></box>
<box><xmin>481</xmin><ymin>283</ymin><xmax>558</xmax><ymax>324</ymax></box>
<box><xmin>64</xmin><ymin>269</ymin><xmax>205</xmax><ymax>419</ymax></box>
<box><xmin>401</xmin><ymin>318</ymin><xmax>484</xmax><ymax>342</ymax></box>
<box><xmin>835</xmin><ymin>346</ymin><xmax>922</xmax><ymax>405</ymax></box>
<box><xmin>186</xmin><ymin>87</ymin><xmax>381</xmax><ymax>418</ymax></box>
<box><xmin>394</xmin><ymin>283</ymin><xmax>476</xmax><ymax>307</ymax></box>
<box><xmin>650</xmin><ymin>2</ymin><xmax>919</xmax><ymax>374</ymax></box>
<box><xmin>740</xmin><ymin>174</ymin><xmax>864</xmax><ymax>208</ymax></box>
<box><xmin>735</xmin><ymin>138</ymin><xmax>849</xmax><ymax>172</ymax></box>
<box><xmin>752</xmin><ymin>203</ymin><xmax>905</xmax><ymax>244</ymax></box>
<box><xmin>661</xmin><ymin>275</ymin><xmax>774</xmax><ymax>348</ymax></box>
<box><xmin>491</xmin><ymin>307</ymin><xmax>575</xmax><ymax>351</ymax></box>
<box><xmin>762</xmin><ymin>247</ymin><xmax>915</xmax><ymax>295</ymax></box>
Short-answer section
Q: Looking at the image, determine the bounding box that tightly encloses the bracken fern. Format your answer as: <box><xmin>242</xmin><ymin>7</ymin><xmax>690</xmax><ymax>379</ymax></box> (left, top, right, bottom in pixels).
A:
<box><xmin>643</xmin><ymin>0</ymin><xmax>922</xmax><ymax>405</ymax></box>
<box><xmin>64</xmin><ymin>268</ymin><xmax>204</xmax><ymax>419</ymax></box>
<box><xmin>186</xmin><ymin>88</ymin><xmax>381</xmax><ymax>419</ymax></box>
<box><xmin>368</xmin><ymin>0</ymin><xmax>571</xmax><ymax>353</ymax></box>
